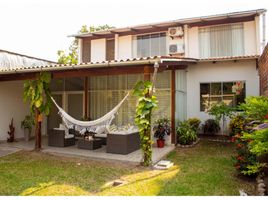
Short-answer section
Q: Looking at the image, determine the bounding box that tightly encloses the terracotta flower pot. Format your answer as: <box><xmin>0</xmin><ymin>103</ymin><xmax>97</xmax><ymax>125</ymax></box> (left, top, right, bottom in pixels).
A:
<box><xmin>157</xmin><ymin>139</ymin><xmax>165</xmax><ymax>148</ymax></box>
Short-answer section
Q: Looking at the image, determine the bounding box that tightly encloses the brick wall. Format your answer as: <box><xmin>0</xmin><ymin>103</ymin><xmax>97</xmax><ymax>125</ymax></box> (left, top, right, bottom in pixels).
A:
<box><xmin>259</xmin><ymin>43</ymin><xmax>268</xmax><ymax>96</ymax></box>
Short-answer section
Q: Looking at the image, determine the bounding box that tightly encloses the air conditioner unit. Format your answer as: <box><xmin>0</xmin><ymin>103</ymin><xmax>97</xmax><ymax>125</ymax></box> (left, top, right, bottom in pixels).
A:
<box><xmin>168</xmin><ymin>27</ymin><xmax>183</xmax><ymax>37</ymax></box>
<box><xmin>169</xmin><ymin>44</ymin><xmax>185</xmax><ymax>54</ymax></box>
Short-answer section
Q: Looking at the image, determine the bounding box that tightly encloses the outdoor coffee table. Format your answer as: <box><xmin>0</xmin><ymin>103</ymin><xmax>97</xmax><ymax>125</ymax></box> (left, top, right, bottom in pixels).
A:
<box><xmin>77</xmin><ymin>138</ymin><xmax>102</xmax><ymax>150</ymax></box>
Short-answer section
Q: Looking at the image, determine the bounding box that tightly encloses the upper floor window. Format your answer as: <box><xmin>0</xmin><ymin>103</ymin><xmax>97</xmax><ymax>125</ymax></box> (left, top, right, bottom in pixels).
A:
<box><xmin>199</xmin><ymin>23</ymin><xmax>244</xmax><ymax>58</ymax></box>
<box><xmin>133</xmin><ymin>33</ymin><xmax>167</xmax><ymax>57</ymax></box>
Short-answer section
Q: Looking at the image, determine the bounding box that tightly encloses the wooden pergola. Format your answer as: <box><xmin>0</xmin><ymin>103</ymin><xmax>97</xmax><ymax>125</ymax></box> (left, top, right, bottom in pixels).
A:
<box><xmin>0</xmin><ymin>56</ymin><xmax>197</xmax><ymax>144</ymax></box>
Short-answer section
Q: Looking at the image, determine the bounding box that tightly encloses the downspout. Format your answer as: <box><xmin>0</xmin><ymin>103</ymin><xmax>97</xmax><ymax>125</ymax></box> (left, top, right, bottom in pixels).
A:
<box><xmin>262</xmin><ymin>13</ymin><xmax>266</xmax><ymax>50</ymax></box>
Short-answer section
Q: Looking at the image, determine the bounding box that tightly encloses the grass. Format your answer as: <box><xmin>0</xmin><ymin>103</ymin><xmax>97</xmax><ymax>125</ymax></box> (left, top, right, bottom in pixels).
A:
<box><xmin>0</xmin><ymin>140</ymin><xmax>255</xmax><ymax>196</ymax></box>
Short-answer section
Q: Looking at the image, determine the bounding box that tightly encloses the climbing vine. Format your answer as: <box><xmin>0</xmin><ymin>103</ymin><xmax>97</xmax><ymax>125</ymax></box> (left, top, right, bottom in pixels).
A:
<box><xmin>133</xmin><ymin>80</ymin><xmax>158</xmax><ymax>166</ymax></box>
<box><xmin>23</xmin><ymin>72</ymin><xmax>52</xmax><ymax>150</ymax></box>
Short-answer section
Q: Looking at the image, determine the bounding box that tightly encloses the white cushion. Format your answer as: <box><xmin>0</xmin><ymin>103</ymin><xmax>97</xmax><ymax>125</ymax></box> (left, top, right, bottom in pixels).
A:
<box><xmin>95</xmin><ymin>133</ymin><xmax>107</xmax><ymax>138</ymax></box>
<box><xmin>95</xmin><ymin>126</ymin><xmax>106</xmax><ymax>134</ymax></box>
<box><xmin>64</xmin><ymin>134</ymin><xmax>74</xmax><ymax>139</ymax></box>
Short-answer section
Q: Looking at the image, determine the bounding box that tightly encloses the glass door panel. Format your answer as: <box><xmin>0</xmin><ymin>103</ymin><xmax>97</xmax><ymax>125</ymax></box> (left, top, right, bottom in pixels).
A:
<box><xmin>68</xmin><ymin>93</ymin><xmax>83</xmax><ymax>120</ymax></box>
<box><xmin>47</xmin><ymin>94</ymin><xmax>62</xmax><ymax>131</ymax></box>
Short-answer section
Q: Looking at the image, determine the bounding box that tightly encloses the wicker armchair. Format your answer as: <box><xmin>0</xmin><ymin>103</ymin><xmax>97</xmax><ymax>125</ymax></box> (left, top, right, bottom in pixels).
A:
<box><xmin>48</xmin><ymin>129</ymin><xmax>75</xmax><ymax>147</ymax></box>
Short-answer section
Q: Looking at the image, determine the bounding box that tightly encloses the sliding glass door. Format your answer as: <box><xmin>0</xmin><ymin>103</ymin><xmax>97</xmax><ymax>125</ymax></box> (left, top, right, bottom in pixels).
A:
<box><xmin>47</xmin><ymin>94</ymin><xmax>62</xmax><ymax>131</ymax></box>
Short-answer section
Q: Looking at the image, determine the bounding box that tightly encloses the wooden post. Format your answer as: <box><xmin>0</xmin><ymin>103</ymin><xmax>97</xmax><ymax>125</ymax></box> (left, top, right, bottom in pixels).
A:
<box><xmin>171</xmin><ymin>70</ymin><xmax>176</xmax><ymax>144</ymax></box>
<box><xmin>35</xmin><ymin>108</ymin><xmax>42</xmax><ymax>150</ymax></box>
<box><xmin>144</xmin><ymin>66</ymin><xmax>151</xmax><ymax>81</ymax></box>
<box><xmin>84</xmin><ymin>77</ymin><xmax>88</xmax><ymax>119</ymax></box>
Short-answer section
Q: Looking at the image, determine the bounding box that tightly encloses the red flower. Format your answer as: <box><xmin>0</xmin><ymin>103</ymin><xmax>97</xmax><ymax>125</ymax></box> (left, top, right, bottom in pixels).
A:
<box><xmin>236</xmin><ymin>156</ymin><xmax>245</xmax><ymax>161</ymax></box>
<box><xmin>264</xmin><ymin>115</ymin><xmax>268</xmax><ymax>119</ymax></box>
<box><xmin>236</xmin><ymin>143</ymin><xmax>242</xmax><ymax>148</ymax></box>
<box><xmin>235</xmin><ymin>164</ymin><xmax>241</xmax><ymax>169</ymax></box>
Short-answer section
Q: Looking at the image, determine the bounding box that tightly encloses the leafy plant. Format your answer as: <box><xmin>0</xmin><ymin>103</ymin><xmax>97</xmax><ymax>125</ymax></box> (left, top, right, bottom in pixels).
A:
<box><xmin>133</xmin><ymin>80</ymin><xmax>158</xmax><ymax>166</ymax></box>
<box><xmin>233</xmin><ymin>132</ymin><xmax>259</xmax><ymax>176</ymax></box>
<box><xmin>229</xmin><ymin>114</ymin><xmax>247</xmax><ymax>136</ymax></box>
<box><xmin>153</xmin><ymin>117</ymin><xmax>171</xmax><ymax>140</ymax></box>
<box><xmin>242</xmin><ymin>124</ymin><xmax>268</xmax><ymax>156</ymax></box>
<box><xmin>21</xmin><ymin>115</ymin><xmax>35</xmax><ymax>133</ymax></box>
<box><xmin>208</xmin><ymin>102</ymin><xmax>234</xmax><ymax>122</ymax></box>
<box><xmin>241</xmin><ymin>163</ymin><xmax>266</xmax><ymax>176</ymax></box>
<box><xmin>23</xmin><ymin>72</ymin><xmax>52</xmax><ymax>150</ymax></box>
<box><xmin>239</xmin><ymin>96</ymin><xmax>268</xmax><ymax>122</ymax></box>
<box><xmin>176</xmin><ymin>121</ymin><xmax>197</xmax><ymax>145</ymax></box>
<box><xmin>203</xmin><ymin>119</ymin><xmax>220</xmax><ymax>135</ymax></box>
<box><xmin>187</xmin><ymin>118</ymin><xmax>201</xmax><ymax>132</ymax></box>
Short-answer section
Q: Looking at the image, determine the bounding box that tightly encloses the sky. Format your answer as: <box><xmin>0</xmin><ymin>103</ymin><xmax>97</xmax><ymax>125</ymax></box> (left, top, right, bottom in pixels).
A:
<box><xmin>0</xmin><ymin>0</ymin><xmax>267</xmax><ymax>62</ymax></box>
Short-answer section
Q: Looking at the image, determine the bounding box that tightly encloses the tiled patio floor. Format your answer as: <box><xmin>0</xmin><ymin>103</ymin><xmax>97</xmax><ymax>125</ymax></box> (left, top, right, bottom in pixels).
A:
<box><xmin>0</xmin><ymin>137</ymin><xmax>174</xmax><ymax>164</ymax></box>
<box><xmin>0</xmin><ymin>146</ymin><xmax>21</xmax><ymax>157</ymax></box>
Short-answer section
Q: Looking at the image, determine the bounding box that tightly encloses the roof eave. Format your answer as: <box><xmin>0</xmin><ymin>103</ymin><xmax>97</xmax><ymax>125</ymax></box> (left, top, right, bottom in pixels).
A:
<box><xmin>70</xmin><ymin>9</ymin><xmax>266</xmax><ymax>38</ymax></box>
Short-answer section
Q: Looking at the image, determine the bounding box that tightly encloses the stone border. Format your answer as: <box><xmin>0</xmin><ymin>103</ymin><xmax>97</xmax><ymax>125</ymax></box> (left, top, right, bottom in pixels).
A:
<box><xmin>257</xmin><ymin>175</ymin><xmax>266</xmax><ymax>196</ymax></box>
<box><xmin>206</xmin><ymin>138</ymin><xmax>232</xmax><ymax>143</ymax></box>
<box><xmin>177</xmin><ymin>138</ymin><xmax>200</xmax><ymax>148</ymax></box>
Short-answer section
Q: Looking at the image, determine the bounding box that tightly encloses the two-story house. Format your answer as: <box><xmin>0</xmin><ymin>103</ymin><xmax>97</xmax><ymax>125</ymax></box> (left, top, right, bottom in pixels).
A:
<box><xmin>0</xmin><ymin>9</ymin><xmax>266</xmax><ymax>144</ymax></box>
<box><xmin>70</xmin><ymin>9</ymin><xmax>266</xmax><ymax>141</ymax></box>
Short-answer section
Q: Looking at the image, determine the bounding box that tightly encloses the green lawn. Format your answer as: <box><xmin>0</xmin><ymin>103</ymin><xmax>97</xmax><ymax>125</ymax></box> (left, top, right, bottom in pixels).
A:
<box><xmin>0</xmin><ymin>140</ymin><xmax>255</xmax><ymax>196</ymax></box>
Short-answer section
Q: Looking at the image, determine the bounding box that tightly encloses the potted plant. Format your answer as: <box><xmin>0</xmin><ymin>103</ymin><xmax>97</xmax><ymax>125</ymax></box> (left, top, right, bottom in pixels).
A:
<box><xmin>153</xmin><ymin>118</ymin><xmax>171</xmax><ymax>148</ymax></box>
<box><xmin>21</xmin><ymin>115</ymin><xmax>35</xmax><ymax>141</ymax></box>
<box><xmin>202</xmin><ymin>119</ymin><xmax>220</xmax><ymax>135</ymax></box>
<box><xmin>176</xmin><ymin>120</ymin><xmax>198</xmax><ymax>145</ymax></box>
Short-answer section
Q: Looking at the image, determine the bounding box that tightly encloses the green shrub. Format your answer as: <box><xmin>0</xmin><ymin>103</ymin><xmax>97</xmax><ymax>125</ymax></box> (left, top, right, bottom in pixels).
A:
<box><xmin>242</xmin><ymin>125</ymin><xmax>268</xmax><ymax>156</ymax></box>
<box><xmin>233</xmin><ymin>133</ymin><xmax>259</xmax><ymax>176</ymax></box>
<box><xmin>187</xmin><ymin>118</ymin><xmax>201</xmax><ymax>132</ymax></box>
<box><xmin>176</xmin><ymin>121</ymin><xmax>197</xmax><ymax>145</ymax></box>
<box><xmin>203</xmin><ymin>119</ymin><xmax>220</xmax><ymax>135</ymax></box>
<box><xmin>229</xmin><ymin>114</ymin><xmax>247</xmax><ymax>136</ymax></box>
<box><xmin>239</xmin><ymin>96</ymin><xmax>268</xmax><ymax>121</ymax></box>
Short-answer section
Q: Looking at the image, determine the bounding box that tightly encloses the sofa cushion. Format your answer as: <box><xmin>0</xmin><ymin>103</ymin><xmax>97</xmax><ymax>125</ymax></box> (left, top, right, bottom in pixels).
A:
<box><xmin>64</xmin><ymin>134</ymin><xmax>75</xmax><ymax>139</ymax></box>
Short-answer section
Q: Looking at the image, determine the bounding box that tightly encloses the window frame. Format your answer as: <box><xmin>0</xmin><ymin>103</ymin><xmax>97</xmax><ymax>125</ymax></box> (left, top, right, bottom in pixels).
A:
<box><xmin>132</xmin><ymin>31</ymin><xmax>168</xmax><ymax>58</ymax></box>
<box><xmin>198</xmin><ymin>22</ymin><xmax>245</xmax><ymax>58</ymax></box>
<box><xmin>199</xmin><ymin>81</ymin><xmax>246</xmax><ymax>112</ymax></box>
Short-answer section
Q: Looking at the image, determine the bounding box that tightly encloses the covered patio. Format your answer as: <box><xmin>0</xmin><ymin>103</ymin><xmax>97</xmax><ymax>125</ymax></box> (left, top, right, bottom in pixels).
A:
<box><xmin>0</xmin><ymin>56</ymin><xmax>196</xmax><ymax>162</ymax></box>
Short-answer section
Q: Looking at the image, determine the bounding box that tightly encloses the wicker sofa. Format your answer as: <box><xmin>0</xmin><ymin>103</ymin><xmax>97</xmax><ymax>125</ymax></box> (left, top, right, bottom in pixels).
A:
<box><xmin>106</xmin><ymin>132</ymin><xmax>140</xmax><ymax>155</ymax></box>
<box><xmin>48</xmin><ymin>128</ymin><xmax>75</xmax><ymax>147</ymax></box>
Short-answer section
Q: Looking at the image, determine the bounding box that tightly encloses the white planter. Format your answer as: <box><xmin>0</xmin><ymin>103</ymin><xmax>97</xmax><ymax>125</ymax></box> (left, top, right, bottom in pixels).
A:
<box><xmin>24</xmin><ymin>129</ymin><xmax>31</xmax><ymax>141</ymax></box>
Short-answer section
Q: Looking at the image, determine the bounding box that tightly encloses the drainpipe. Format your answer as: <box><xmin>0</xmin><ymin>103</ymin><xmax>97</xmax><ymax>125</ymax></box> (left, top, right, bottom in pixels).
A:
<box><xmin>255</xmin><ymin>15</ymin><xmax>261</xmax><ymax>54</ymax></box>
<box><xmin>262</xmin><ymin>13</ymin><xmax>266</xmax><ymax>50</ymax></box>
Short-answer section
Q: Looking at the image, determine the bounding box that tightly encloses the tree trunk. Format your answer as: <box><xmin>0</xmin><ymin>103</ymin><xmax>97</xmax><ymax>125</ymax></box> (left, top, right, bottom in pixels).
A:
<box><xmin>35</xmin><ymin>108</ymin><xmax>42</xmax><ymax>151</ymax></box>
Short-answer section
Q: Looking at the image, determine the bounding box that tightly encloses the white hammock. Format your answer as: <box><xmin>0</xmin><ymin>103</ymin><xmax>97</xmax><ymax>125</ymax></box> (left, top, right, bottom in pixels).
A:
<box><xmin>51</xmin><ymin>92</ymin><xmax>129</xmax><ymax>134</ymax></box>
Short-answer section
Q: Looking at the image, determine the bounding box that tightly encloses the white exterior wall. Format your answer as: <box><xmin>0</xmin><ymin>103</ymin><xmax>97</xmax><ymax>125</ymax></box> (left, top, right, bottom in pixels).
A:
<box><xmin>91</xmin><ymin>39</ymin><xmax>106</xmax><ymax>62</ymax></box>
<box><xmin>244</xmin><ymin>21</ymin><xmax>257</xmax><ymax>55</ymax></box>
<box><xmin>0</xmin><ymin>81</ymin><xmax>47</xmax><ymax>141</ymax></box>
<box><xmin>188</xmin><ymin>27</ymin><xmax>199</xmax><ymax>58</ymax></box>
<box><xmin>186</xmin><ymin>60</ymin><xmax>259</xmax><ymax>122</ymax></box>
<box><xmin>118</xmin><ymin>35</ymin><xmax>132</xmax><ymax>60</ymax></box>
